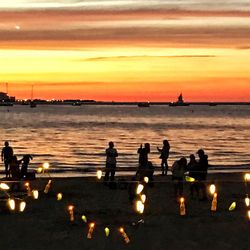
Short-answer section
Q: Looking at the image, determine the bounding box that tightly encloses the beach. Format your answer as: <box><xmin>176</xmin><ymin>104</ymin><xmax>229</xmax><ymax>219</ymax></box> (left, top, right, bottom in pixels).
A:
<box><xmin>1</xmin><ymin>172</ymin><xmax>249</xmax><ymax>250</ymax></box>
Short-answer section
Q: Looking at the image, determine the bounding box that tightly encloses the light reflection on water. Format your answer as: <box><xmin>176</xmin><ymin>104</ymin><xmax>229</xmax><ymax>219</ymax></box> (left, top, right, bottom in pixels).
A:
<box><xmin>0</xmin><ymin>105</ymin><xmax>250</xmax><ymax>173</ymax></box>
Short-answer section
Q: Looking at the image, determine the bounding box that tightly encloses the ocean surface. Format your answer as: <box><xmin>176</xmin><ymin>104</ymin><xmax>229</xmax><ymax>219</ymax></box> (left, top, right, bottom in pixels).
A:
<box><xmin>0</xmin><ymin>104</ymin><xmax>250</xmax><ymax>176</ymax></box>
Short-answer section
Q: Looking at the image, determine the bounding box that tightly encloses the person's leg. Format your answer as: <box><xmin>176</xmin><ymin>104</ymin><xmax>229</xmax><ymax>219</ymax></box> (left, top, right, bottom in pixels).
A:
<box><xmin>4</xmin><ymin>160</ymin><xmax>9</xmax><ymax>178</ymax></box>
<box><xmin>110</xmin><ymin>165</ymin><xmax>115</xmax><ymax>182</ymax></box>
<box><xmin>104</xmin><ymin>163</ymin><xmax>110</xmax><ymax>184</ymax></box>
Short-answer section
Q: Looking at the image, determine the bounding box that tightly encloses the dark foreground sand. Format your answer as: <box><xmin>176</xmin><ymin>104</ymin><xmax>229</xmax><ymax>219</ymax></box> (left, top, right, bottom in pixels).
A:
<box><xmin>0</xmin><ymin>173</ymin><xmax>250</xmax><ymax>250</ymax></box>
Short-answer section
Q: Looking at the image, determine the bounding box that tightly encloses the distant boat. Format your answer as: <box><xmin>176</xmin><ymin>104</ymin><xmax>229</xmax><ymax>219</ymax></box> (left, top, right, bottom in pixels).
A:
<box><xmin>138</xmin><ymin>102</ymin><xmax>150</xmax><ymax>107</ymax></box>
<box><xmin>169</xmin><ymin>94</ymin><xmax>190</xmax><ymax>107</ymax></box>
<box><xmin>72</xmin><ymin>102</ymin><xmax>82</xmax><ymax>106</ymax></box>
<box><xmin>30</xmin><ymin>85</ymin><xmax>37</xmax><ymax>108</ymax></box>
<box><xmin>209</xmin><ymin>103</ymin><xmax>217</xmax><ymax>106</ymax></box>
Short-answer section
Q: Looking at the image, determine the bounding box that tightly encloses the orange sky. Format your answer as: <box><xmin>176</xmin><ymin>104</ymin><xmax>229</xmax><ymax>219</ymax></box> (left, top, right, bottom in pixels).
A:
<box><xmin>0</xmin><ymin>1</ymin><xmax>250</xmax><ymax>101</ymax></box>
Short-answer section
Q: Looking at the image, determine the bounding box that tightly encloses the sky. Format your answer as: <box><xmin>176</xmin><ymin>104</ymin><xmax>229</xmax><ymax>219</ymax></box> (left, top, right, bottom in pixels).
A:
<box><xmin>0</xmin><ymin>0</ymin><xmax>250</xmax><ymax>101</ymax></box>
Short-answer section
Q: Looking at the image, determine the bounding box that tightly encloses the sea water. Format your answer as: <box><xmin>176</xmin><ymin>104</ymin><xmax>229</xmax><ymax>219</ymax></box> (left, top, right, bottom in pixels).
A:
<box><xmin>0</xmin><ymin>104</ymin><xmax>250</xmax><ymax>175</ymax></box>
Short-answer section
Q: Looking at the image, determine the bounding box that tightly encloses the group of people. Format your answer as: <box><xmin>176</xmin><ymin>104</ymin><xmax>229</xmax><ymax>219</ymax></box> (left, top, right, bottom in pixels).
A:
<box><xmin>1</xmin><ymin>141</ymin><xmax>33</xmax><ymax>179</ymax></box>
<box><xmin>103</xmin><ymin>140</ymin><xmax>209</xmax><ymax>201</ymax></box>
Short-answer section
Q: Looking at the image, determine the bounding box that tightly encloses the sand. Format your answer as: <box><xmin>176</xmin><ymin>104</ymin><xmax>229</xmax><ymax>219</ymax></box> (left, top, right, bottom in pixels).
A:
<box><xmin>0</xmin><ymin>173</ymin><xmax>249</xmax><ymax>250</ymax></box>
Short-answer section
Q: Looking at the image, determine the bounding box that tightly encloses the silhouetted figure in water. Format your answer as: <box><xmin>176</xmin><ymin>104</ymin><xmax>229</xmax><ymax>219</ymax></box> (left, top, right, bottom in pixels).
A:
<box><xmin>20</xmin><ymin>154</ymin><xmax>33</xmax><ymax>178</ymax></box>
<box><xmin>196</xmin><ymin>149</ymin><xmax>209</xmax><ymax>201</ymax></box>
<box><xmin>104</xmin><ymin>141</ymin><xmax>118</xmax><ymax>185</ymax></box>
<box><xmin>137</xmin><ymin>143</ymin><xmax>150</xmax><ymax>179</ymax></box>
<box><xmin>187</xmin><ymin>154</ymin><xmax>199</xmax><ymax>199</ymax></box>
<box><xmin>157</xmin><ymin>139</ymin><xmax>170</xmax><ymax>175</ymax></box>
<box><xmin>9</xmin><ymin>155</ymin><xmax>21</xmax><ymax>180</ymax></box>
<box><xmin>1</xmin><ymin>141</ymin><xmax>14</xmax><ymax>178</ymax></box>
<box><xmin>171</xmin><ymin>157</ymin><xmax>187</xmax><ymax>200</ymax></box>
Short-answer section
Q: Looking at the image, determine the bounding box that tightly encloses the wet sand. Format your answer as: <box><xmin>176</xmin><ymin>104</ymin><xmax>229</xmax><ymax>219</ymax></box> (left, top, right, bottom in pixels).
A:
<box><xmin>0</xmin><ymin>173</ymin><xmax>249</xmax><ymax>250</ymax></box>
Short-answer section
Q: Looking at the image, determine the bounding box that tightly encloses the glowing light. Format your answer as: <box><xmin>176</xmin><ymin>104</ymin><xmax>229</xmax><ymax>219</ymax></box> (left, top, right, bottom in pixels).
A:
<box><xmin>179</xmin><ymin>197</ymin><xmax>186</xmax><ymax>216</ymax></box>
<box><xmin>245</xmin><ymin>195</ymin><xmax>250</xmax><ymax>207</ymax></box>
<box><xmin>185</xmin><ymin>176</ymin><xmax>195</xmax><ymax>182</ymax></box>
<box><xmin>15</xmin><ymin>25</ymin><xmax>20</xmax><ymax>30</ymax></box>
<box><xmin>25</xmin><ymin>182</ymin><xmax>32</xmax><ymax>196</ymax></box>
<box><xmin>248</xmin><ymin>210</ymin><xmax>250</xmax><ymax>221</ymax></box>
<box><xmin>229</xmin><ymin>202</ymin><xmax>236</xmax><ymax>211</ymax></box>
<box><xmin>0</xmin><ymin>183</ymin><xmax>10</xmax><ymax>190</ymax></box>
<box><xmin>209</xmin><ymin>184</ymin><xmax>216</xmax><ymax>195</ymax></box>
<box><xmin>136</xmin><ymin>200</ymin><xmax>144</xmax><ymax>214</ymax></box>
<box><xmin>87</xmin><ymin>222</ymin><xmax>95</xmax><ymax>239</ymax></box>
<box><xmin>211</xmin><ymin>193</ymin><xmax>217</xmax><ymax>212</ymax></box>
<box><xmin>104</xmin><ymin>227</ymin><xmax>110</xmax><ymax>237</ymax></box>
<box><xmin>32</xmin><ymin>190</ymin><xmax>39</xmax><ymax>199</ymax></box>
<box><xmin>141</xmin><ymin>194</ymin><xmax>146</xmax><ymax>203</ymax></box>
<box><xmin>136</xmin><ymin>184</ymin><xmax>144</xmax><ymax>195</ymax></box>
<box><xmin>43</xmin><ymin>162</ymin><xmax>50</xmax><ymax>169</ymax></box>
<box><xmin>8</xmin><ymin>199</ymin><xmax>15</xmax><ymax>210</ymax></box>
<box><xmin>19</xmin><ymin>201</ymin><xmax>26</xmax><ymax>212</ymax></box>
<box><xmin>96</xmin><ymin>170</ymin><xmax>102</xmax><ymax>180</ymax></box>
<box><xmin>119</xmin><ymin>227</ymin><xmax>130</xmax><ymax>244</ymax></box>
<box><xmin>81</xmin><ymin>215</ymin><xmax>87</xmax><ymax>223</ymax></box>
<box><xmin>244</xmin><ymin>173</ymin><xmax>250</xmax><ymax>181</ymax></box>
<box><xmin>68</xmin><ymin>205</ymin><xmax>74</xmax><ymax>222</ymax></box>
<box><xmin>44</xmin><ymin>179</ymin><xmax>52</xmax><ymax>194</ymax></box>
<box><xmin>143</xmin><ymin>177</ymin><xmax>149</xmax><ymax>183</ymax></box>
<box><xmin>57</xmin><ymin>193</ymin><xmax>63</xmax><ymax>201</ymax></box>
<box><xmin>37</xmin><ymin>167</ymin><xmax>43</xmax><ymax>173</ymax></box>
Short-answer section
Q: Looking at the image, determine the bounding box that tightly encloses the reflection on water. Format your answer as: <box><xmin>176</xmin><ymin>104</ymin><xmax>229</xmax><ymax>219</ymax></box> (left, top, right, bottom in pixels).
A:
<box><xmin>0</xmin><ymin>105</ymin><xmax>250</xmax><ymax>172</ymax></box>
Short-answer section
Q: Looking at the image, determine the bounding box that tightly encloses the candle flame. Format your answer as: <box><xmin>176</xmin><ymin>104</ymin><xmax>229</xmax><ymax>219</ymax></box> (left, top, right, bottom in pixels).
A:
<box><xmin>143</xmin><ymin>177</ymin><xmax>149</xmax><ymax>183</ymax></box>
<box><xmin>180</xmin><ymin>197</ymin><xmax>185</xmax><ymax>203</ymax></box>
<box><xmin>229</xmin><ymin>202</ymin><xmax>236</xmax><ymax>211</ymax></box>
<box><xmin>43</xmin><ymin>162</ymin><xmax>50</xmax><ymax>169</ymax></box>
<box><xmin>8</xmin><ymin>199</ymin><xmax>15</xmax><ymax>210</ymax></box>
<box><xmin>81</xmin><ymin>215</ymin><xmax>87</xmax><ymax>223</ymax></box>
<box><xmin>185</xmin><ymin>176</ymin><xmax>195</xmax><ymax>182</ymax></box>
<box><xmin>96</xmin><ymin>170</ymin><xmax>102</xmax><ymax>180</ymax></box>
<box><xmin>209</xmin><ymin>184</ymin><xmax>216</xmax><ymax>195</ymax></box>
<box><xmin>244</xmin><ymin>173</ymin><xmax>250</xmax><ymax>181</ymax></box>
<box><xmin>68</xmin><ymin>205</ymin><xmax>74</xmax><ymax>211</ymax></box>
<box><xmin>245</xmin><ymin>196</ymin><xmax>250</xmax><ymax>207</ymax></box>
<box><xmin>136</xmin><ymin>184</ymin><xmax>144</xmax><ymax>195</ymax></box>
<box><xmin>141</xmin><ymin>194</ymin><xmax>146</xmax><ymax>203</ymax></box>
<box><xmin>119</xmin><ymin>227</ymin><xmax>124</xmax><ymax>233</ymax></box>
<box><xmin>57</xmin><ymin>193</ymin><xmax>63</xmax><ymax>201</ymax></box>
<box><xmin>37</xmin><ymin>167</ymin><xmax>43</xmax><ymax>173</ymax></box>
<box><xmin>32</xmin><ymin>190</ymin><xmax>39</xmax><ymax>199</ymax></box>
<box><xmin>0</xmin><ymin>183</ymin><xmax>10</xmax><ymax>190</ymax></box>
<box><xmin>19</xmin><ymin>201</ymin><xmax>26</xmax><ymax>212</ymax></box>
<box><xmin>105</xmin><ymin>227</ymin><xmax>110</xmax><ymax>237</ymax></box>
<box><xmin>136</xmin><ymin>200</ymin><xmax>144</xmax><ymax>214</ymax></box>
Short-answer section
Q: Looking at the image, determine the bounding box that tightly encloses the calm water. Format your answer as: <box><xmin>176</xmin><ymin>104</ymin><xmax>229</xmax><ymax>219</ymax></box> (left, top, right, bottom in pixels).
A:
<box><xmin>0</xmin><ymin>105</ymin><xmax>250</xmax><ymax>174</ymax></box>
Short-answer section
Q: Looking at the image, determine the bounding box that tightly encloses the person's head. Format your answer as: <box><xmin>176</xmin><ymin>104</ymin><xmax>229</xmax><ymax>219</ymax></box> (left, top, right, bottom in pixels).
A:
<box><xmin>189</xmin><ymin>154</ymin><xmax>195</xmax><ymax>161</ymax></box>
<box><xmin>145</xmin><ymin>143</ymin><xmax>150</xmax><ymax>151</ymax></box>
<box><xmin>109</xmin><ymin>141</ymin><xmax>114</xmax><ymax>148</ymax></box>
<box><xmin>179</xmin><ymin>157</ymin><xmax>187</xmax><ymax>166</ymax></box>
<box><xmin>4</xmin><ymin>141</ymin><xmax>9</xmax><ymax>147</ymax></box>
<box><xmin>163</xmin><ymin>139</ymin><xmax>169</xmax><ymax>147</ymax></box>
<box><xmin>197</xmin><ymin>149</ymin><xmax>205</xmax><ymax>157</ymax></box>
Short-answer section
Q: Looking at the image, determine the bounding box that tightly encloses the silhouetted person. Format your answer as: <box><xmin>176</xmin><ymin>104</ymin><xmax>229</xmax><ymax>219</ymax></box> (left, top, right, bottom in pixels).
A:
<box><xmin>187</xmin><ymin>154</ymin><xmax>199</xmax><ymax>199</ymax></box>
<box><xmin>20</xmin><ymin>154</ymin><xmax>33</xmax><ymax>178</ymax></box>
<box><xmin>9</xmin><ymin>155</ymin><xmax>21</xmax><ymax>180</ymax></box>
<box><xmin>157</xmin><ymin>139</ymin><xmax>170</xmax><ymax>175</ymax></box>
<box><xmin>104</xmin><ymin>141</ymin><xmax>118</xmax><ymax>185</ymax></box>
<box><xmin>1</xmin><ymin>141</ymin><xmax>14</xmax><ymax>178</ymax></box>
<box><xmin>171</xmin><ymin>157</ymin><xmax>187</xmax><ymax>200</ymax></box>
<box><xmin>196</xmin><ymin>149</ymin><xmax>209</xmax><ymax>201</ymax></box>
<box><xmin>137</xmin><ymin>143</ymin><xmax>150</xmax><ymax>179</ymax></box>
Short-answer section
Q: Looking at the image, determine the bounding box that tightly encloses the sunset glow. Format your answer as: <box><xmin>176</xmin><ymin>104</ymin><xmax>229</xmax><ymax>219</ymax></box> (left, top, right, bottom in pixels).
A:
<box><xmin>1</xmin><ymin>1</ymin><xmax>250</xmax><ymax>101</ymax></box>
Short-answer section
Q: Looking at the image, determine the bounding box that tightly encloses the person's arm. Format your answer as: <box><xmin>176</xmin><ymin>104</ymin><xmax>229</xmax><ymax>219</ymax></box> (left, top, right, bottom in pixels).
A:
<box><xmin>157</xmin><ymin>147</ymin><xmax>162</xmax><ymax>153</ymax></box>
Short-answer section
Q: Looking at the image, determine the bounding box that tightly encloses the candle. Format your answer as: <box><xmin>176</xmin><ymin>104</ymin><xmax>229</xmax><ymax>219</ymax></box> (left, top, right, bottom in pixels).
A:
<box><xmin>136</xmin><ymin>184</ymin><xmax>144</xmax><ymax>195</ymax></box>
<box><xmin>119</xmin><ymin>227</ymin><xmax>130</xmax><ymax>244</ymax></box>
<box><xmin>37</xmin><ymin>167</ymin><xmax>43</xmax><ymax>173</ymax></box>
<box><xmin>19</xmin><ymin>201</ymin><xmax>26</xmax><ymax>212</ymax></box>
<box><xmin>87</xmin><ymin>222</ymin><xmax>95</xmax><ymax>239</ymax></box>
<box><xmin>141</xmin><ymin>194</ymin><xmax>146</xmax><ymax>203</ymax></box>
<box><xmin>143</xmin><ymin>177</ymin><xmax>149</xmax><ymax>184</ymax></box>
<box><xmin>245</xmin><ymin>195</ymin><xmax>250</xmax><ymax>207</ymax></box>
<box><xmin>68</xmin><ymin>205</ymin><xmax>74</xmax><ymax>222</ymax></box>
<box><xmin>32</xmin><ymin>190</ymin><xmax>39</xmax><ymax>199</ymax></box>
<box><xmin>44</xmin><ymin>180</ymin><xmax>52</xmax><ymax>194</ymax></box>
<box><xmin>0</xmin><ymin>183</ymin><xmax>10</xmax><ymax>190</ymax></box>
<box><xmin>244</xmin><ymin>173</ymin><xmax>250</xmax><ymax>181</ymax></box>
<box><xmin>211</xmin><ymin>193</ymin><xmax>217</xmax><ymax>212</ymax></box>
<box><xmin>179</xmin><ymin>197</ymin><xmax>186</xmax><ymax>216</ymax></box>
<box><xmin>81</xmin><ymin>215</ymin><xmax>87</xmax><ymax>223</ymax></box>
<box><xmin>43</xmin><ymin>162</ymin><xmax>50</xmax><ymax>170</ymax></box>
<box><xmin>96</xmin><ymin>170</ymin><xmax>102</xmax><ymax>180</ymax></box>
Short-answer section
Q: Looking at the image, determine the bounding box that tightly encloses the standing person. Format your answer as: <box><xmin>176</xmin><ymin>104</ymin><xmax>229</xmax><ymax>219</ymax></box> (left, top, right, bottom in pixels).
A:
<box><xmin>1</xmin><ymin>141</ymin><xmax>14</xmax><ymax>178</ymax></box>
<box><xmin>171</xmin><ymin>157</ymin><xmax>187</xmax><ymax>200</ymax></box>
<box><xmin>187</xmin><ymin>154</ymin><xmax>199</xmax><ymax>199</ymax></box>
<box><xmin>196</xmin><ymin>149</ymin><xmax>209</xmax><ymax>201</ymax></box>
<box><xmin>137</xmin><ymin>143</ymin><xmax>150</xmax><ymax>179</ymax></box>
<box><xmin>20</xmin><ymin>154</ymin><xmax>33</xmax><ymax>179</ymax></box>
<box><xmin>104</xmin><ymin>141</ymin><xmax>118</xmax><ymax>185</ymax></box>
<box><xmin>9</xmin><ymin>155</ymin><xmax>21</xmax><ymax>180</ymax></box>
<box><xmin>157</xmin><ymin>139</ymin><xmax>170</xmax><ymax>175</ymax></box>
